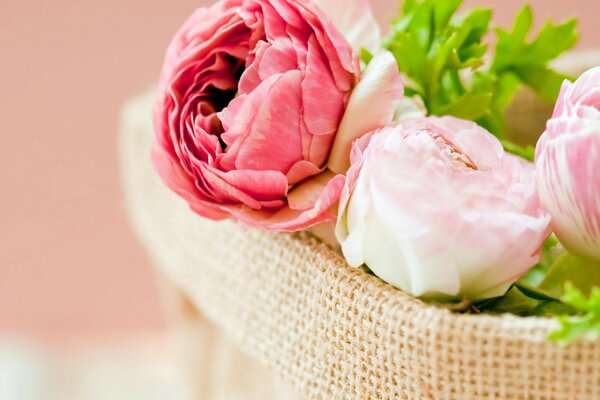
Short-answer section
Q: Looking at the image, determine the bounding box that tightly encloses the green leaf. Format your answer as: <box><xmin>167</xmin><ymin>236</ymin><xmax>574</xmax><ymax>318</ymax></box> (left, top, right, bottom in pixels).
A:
<box><xmin>515</xmin><ymin>281</ymin><xmax>559</xmax><ymax>301</ymax></box>
<box><xmin>494</xmin><ymin>10</ymin><xmax>577</xmax><ymax>67</ymax></box>
<box><xmin>491</xmin><ymin>6</ymin><xmax>577</xmax><ymax>103</ymax></box>
<box><xmin>477</xmin><ymin>110</ymin><xmax>505</xmax><ymax>138</ymax></box>
<box><xmin>440</xmin><ymin>69</ymin><xmax>465</xmax><ymax>99</ymax></box>
<box><xmin>456</xmin><ymin>8</ymin><xmax>492</xmax><ymax>48</ymax></box>
<box><xmin>498</xmin><ymin>139</ymin><xmax>535</xmax><ymax>161</ymax></box>
<box><xmin>520</xmin><ymin>235</ymin><xmax>560</xmax><ymax>286</ymax></box>
<box><xmin>515</xmin><ymin>66</ymin><xmax>568</xmax><ymax>102</ymax></box>
<box><xmin>493</xmin><ymin>71</ymin><xmax>521</xmax><ymax>109</ymax></box>
<box><xmin>549</xmin><ymin>283</ymin><xmax>600</xmax><ymax>345</ymax></box>
<box><xmin>383</xmin><ymin>0</ymin><xmax>578</xmax><ymax>139</ymax></box>
<box><xmin>407</xmin><ymin>1</ymin><xmax>434</xmax><ymax>48</ymax></box>
<box><xmin>360</xmin><ymin>48</ymin><xmax>374</xmax><ymax>64</ymax></box>
<box><xmin>540</xmin><ymin>253</ymin><xmax>600</xmax><ymax>297</ymax></box>
<box><xmin>534</xmin><ymin>301</ymin><xmax>576</xmax><ymax>317</ymax></box>
<box><xmin>385</xmin><ymin>31</ymin><xmax>429</xmax><ymax>86</ymax></box>
<box><xmin>492</xmin><ymin>5</ymin><xmax>533</xmax><ymax>72</ymax></box>
<box><xmin>457</xmin><ymin>43</ymin><xmax>488</xmax><ymax>67</ymax></box>
<box><xmin>476</xmin><ymin>286</ymin><xmax>541</xmax><ymax>316</ymax></box>
<box><xmin>526</xmin><ymin>19</ymin><xmax>579</xmax><ymax>65</ymax></box>
<box><xmin>438</xmin><ymin>92</ymin><xmax>492</xmax><ymax>120</ymax></box>
<box><xmin>402</xmin><ymin>0</ymin><xmax>418</xmax><ymax>16</ymax></box>
<box><xmin>433</xmin><ymin>0</ymin><xmax>462</xmax><ymax>34</ymax></box>
<box><xmin>512</xmin><ymin>4</ymin><xmax>534</xmax><ymax>41</ymax></box>
<box><xmin>431</xmin><ymin>32</ymin><xmax>459</xmax><ymax>77</ymax></box>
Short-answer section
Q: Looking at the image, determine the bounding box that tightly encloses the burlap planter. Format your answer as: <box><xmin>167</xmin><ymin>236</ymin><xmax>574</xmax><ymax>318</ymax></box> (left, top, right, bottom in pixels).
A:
<box><xmin>120</xmin><ymin>51</ymin><xmax>600</xmax><ymax>400</ymax></box>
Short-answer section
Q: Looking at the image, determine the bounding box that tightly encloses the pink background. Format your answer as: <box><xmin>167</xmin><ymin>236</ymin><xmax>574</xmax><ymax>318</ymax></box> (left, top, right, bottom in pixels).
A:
<box><xmin>1</xmin><ymin>0</ymin><xmax>599</xmax><ymax>342</ymax></box>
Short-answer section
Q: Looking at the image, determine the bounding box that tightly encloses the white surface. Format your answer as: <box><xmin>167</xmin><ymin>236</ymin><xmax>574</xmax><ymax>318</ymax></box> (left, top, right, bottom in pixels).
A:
<box><xmin>0</xmin><ymin>334</ymin><xmax>188</xmax><ymax>400</ymax></box>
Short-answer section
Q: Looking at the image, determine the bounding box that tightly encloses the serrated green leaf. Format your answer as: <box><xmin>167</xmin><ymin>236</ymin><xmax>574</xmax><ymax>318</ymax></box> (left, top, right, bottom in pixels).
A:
<box><xmin>515</xmin><ymin>66</ymin><xmax>568</xmax><ymax>102</ymax></box>
<box><xmin>384</xmin><ymin>0</ymin><xmax>577</xmax><ymax>140</ymax></box>
<box><xmin>438</xmin><ymin>92</ymin><xmax>492</xmax><ymax>120</ymax></box>
<box><xmin>526</xmin><ymin>19</ymin><xmax>579</xmax><ymax>65</ymax></box>
<box><xmin>549</xmin><ymin>283</ymin><xmax>600</xmax><ymax>345</ymax></box>
<box><xmin>512</xmin><ymin>4</ymin><xmax>534</xmax><ymax>40</ymax></box>
<box><xmin>492</xmin><ymin>5</ymin><xmax>533</xmax><ymax>72</ymax></box>
<box><xmin>455</xmin><ymin>8</ymin><xmax>492</xmax><ymax>48</ymax></box>
<box><xmin>493</xmin><ymin>10</ymin><xmax>578</xmax><ymax>72</ymax></box>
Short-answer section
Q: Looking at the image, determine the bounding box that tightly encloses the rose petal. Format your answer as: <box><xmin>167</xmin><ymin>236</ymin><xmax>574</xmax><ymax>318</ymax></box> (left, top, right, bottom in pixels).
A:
<box><xmin>328</xmin><ymin>50</ymin><xmax>404</xmax><ymax>174</ymax></box>
<box><xmin>151</xmin><ymin>146</ymin><xmax>228</xmax><ymax>219</ymax></box>
<box><xmin>288</xmin><ymin>170</ymin><xmax>338</xmax><ymax>210</ymax></box>
<box><xmin>229</xmin><ymin>173</ymin><xmax>345</xmax><ymax>230</ymax></box>
<box><xmin>537</xmin><ymin>130</ymin><xmax>600</xmax><ymax>259</ymax></box>
<box><xmin>302</xmin><ymin>35</ymin><xmax>346</xmax><ymax>136</ymax></box>
<box><xmin>230</xmin><ymin>70</ymin><xmax>304</xmax><ymax>172</ymax></box>
<box><xmin>312</xmin><ymin>0</ymin><xmax>381</xmax><ymax>54</ymax></box>
<box><xmin>286</xmin><ymin>160</ymin><xmax>322</xmax><ymax>185</ymax></box>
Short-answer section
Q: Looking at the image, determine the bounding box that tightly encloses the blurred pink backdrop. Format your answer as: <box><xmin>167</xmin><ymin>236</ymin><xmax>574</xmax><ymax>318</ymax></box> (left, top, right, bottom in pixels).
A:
<box><xmin>1</xmin><ymin>0</ymin><xmax>599</xmax><ymax>342</ymax></box>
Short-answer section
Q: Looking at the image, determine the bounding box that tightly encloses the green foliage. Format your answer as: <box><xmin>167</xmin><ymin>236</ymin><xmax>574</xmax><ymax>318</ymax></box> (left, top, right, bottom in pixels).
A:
<box><xmin>383</xmin><ymin>0</ymin><xmax>492</xmax><ymax>119</ymax></box>
<box><xmin>481</xmin><ymin>5</ymin><xmax>578</xmax><ymax>135</ymax></box>
<box><xmin>519</xmin><ymin>235</ymin><xmax>559</xmax><ymax>286</ymax></box>
<box><xmin>476</xmin><ymin>286</ymin><xmax>543</xmax><ymax>316</ymax></box>
<box><xmin>476</xmin><ymin>248</ymin><xmax>600</xmax><ymax>345</ymax></box>
<box><xmin>539</xmin><ymin>253</ymin><xmax>600</xmax><ymax>297</ymax></box>
<box><xmin>498</xmin><ymin>139</ymin><xmax>535</xmax><ymax>161</ymax></box>
<box><xmin>549</xmin><ymin>283</ymin><xmax>600</xmax><ymax>345</ymax></box>
<box><xmin>383</xmin><ymin>0</ymin><xmax>578</xmax><ymax>156</ymax></box>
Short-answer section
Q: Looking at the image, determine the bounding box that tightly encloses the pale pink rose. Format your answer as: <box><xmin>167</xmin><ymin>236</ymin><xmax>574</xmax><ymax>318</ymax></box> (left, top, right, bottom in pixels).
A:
<box><xmin>152</xmin><ymin>0</ymin><xmax>403</xmax><ymax>231</ymax></box>
<box><xmin>536</xmin><ymin>67</ymin><xmax>600</xmax><ymax>260</ymax></box>
<box><xmin>336</xmin><ymin>117</ymin><xmax>551</xmax><ymax>300</ymax></box>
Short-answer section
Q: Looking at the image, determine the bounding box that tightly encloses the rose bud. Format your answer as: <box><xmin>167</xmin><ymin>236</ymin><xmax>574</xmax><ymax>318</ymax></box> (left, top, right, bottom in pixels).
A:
<box><xmin>336</xmin><ymin>117</ymin><xmax>551</xmax><ymax>300</ymax></box>
<box><xmin>536</xmin><ymin>67</ymin><xmax>600</xmax><ymax>261</ymax></box>
<box><xmin>152</xmin><ymin>0</ymin><xmax>403</xmax><ymax>231</ymax></box>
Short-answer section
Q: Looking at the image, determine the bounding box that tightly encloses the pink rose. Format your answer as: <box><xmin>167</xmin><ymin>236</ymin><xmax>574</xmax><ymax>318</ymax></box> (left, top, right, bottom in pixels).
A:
<box><xmin>336</xmin><ymin>117</ymin><xmax>551</xmax><ymax>300</ymax></box>
<box><xmin>536</xmin><ymin>67</ymin><xmax>600</xmax><ymax>260</ymax></box>
<box><xmin>152</xmin><ymin>0</ymin><xmax>403</xmax><ymax>231</ymax></box>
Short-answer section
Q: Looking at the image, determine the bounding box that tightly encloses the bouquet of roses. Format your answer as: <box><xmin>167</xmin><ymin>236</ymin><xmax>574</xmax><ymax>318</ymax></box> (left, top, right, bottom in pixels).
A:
<box><xmin>151</xmin><ymin>0</ymin><xmax>599</xmax><ymax>345</ymax></box>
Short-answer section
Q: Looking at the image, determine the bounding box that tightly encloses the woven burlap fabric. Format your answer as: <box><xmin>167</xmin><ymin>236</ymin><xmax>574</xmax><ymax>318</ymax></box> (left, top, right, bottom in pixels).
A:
<box><xmin>120</xmin><ymin>51</ymin><xmax>600</xmax><ymax>400</ymax></box>
<box><xmin>156</xmin><ymin>277</ymin><xmax>302</xmax><ymax>400</ymax></box>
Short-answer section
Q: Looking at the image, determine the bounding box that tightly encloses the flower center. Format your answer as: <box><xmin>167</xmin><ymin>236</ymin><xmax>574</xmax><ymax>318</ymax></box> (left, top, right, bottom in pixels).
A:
<box><xmin>431</xmin><ymin>132</ymin><xmax>477</xmax><ymax>170</ymax></box>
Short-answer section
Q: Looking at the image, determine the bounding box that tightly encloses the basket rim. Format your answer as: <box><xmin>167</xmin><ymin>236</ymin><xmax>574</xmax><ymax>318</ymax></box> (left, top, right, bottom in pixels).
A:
<box><xmin>304</xmin><ymin>229</ymin><xmax>559</xmax><ymax>326</ymax></box>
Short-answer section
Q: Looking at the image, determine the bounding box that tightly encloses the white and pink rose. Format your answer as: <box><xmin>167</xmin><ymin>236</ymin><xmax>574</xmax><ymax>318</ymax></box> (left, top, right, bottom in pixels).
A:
<box><xmin>336</xmin><ymin>117</ymin><xmax>551</xmax><ymax>300</ymax></box>
<box><xmin>536</xmin><ymin>67</ymin><xmax>600</xmax><ymax>261</ymax></box>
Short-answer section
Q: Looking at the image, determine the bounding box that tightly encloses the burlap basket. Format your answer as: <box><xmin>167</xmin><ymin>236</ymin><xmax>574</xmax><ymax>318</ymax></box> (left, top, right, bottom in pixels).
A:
<box><xmin>120</xmin><ymin>51</ymin><xmax>600</xmax><ymax>400</ymax></box>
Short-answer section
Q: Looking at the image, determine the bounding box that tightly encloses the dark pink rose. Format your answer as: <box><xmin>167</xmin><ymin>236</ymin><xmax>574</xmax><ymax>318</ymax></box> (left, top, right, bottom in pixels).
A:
<box><xmin>152</xmin><ymin>0</ymin><xmax>402</xmax><ymax>231</ymax></box>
